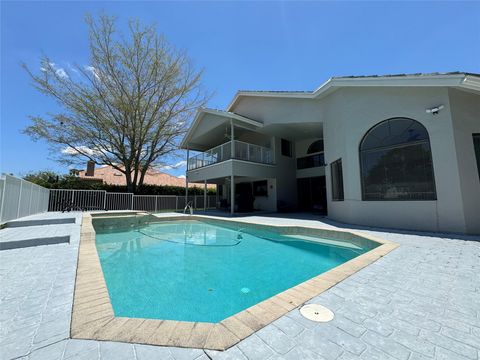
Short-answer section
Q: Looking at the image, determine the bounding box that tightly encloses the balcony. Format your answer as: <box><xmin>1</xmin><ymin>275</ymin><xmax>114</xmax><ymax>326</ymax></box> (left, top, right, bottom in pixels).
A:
<box><xmin>296</xmin><ymin>152</ymin><xmax>325</xmax><ymax>169</ymax></box>
<box><xmin>187</xmin><ymin>140</ymin><xmax>274</xmax><ymax>171</ymax></box>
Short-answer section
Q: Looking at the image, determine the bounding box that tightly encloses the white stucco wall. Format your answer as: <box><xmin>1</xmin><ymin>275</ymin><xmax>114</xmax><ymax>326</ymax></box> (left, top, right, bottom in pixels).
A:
<box><xmin>186</xmin><ymin>159</ymin><xmax>282</xmax><ymax>212</ymax></box>
<box><xmin>448</xmin><ymin>89</ymin><xmax>480</xmax><ymax>234</ymax></box>
<box><xmin>295</xmin><ymin>138</ymin><xmax>325</xmax><ymax>179</ymax></box>
<box><xmin>252</xmin><ymin>178</ymin><xmax>277</xmax><ymax>211</ymax></box>
<box><xmin>187</xmin><ymin>83</ymin><xmax>478</xmax><ymax>234</ymax></box>
<box><xmin>233</xmin><ymin>97</ymin><xmax>325</xmax><ymax>125</ymax></box>
<box><xmin>270</xmin><ymin>137</ymin><xmax>298</xmax><ymax>208</ymax></box>
<box><xmin>296</xmin><ymin>167</ymin><xmax>325</xmax><ymax>179</ymax></box>
<box><xmin>323</xmin><ymin>86</ymin><xmax>473</xmax><ymax>234</ymax></box>
<box><xmin>296</xmin><ymin>138</ymin><xmax>322</xmax><ymax>157</ymax></box>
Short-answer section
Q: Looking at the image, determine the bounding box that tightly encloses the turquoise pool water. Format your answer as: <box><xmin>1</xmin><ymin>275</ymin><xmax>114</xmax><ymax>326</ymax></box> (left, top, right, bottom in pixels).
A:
<box><xmin>95</xmin><ymin>220</ymin><xmax>375</xmax><ymax>323</ymax></box>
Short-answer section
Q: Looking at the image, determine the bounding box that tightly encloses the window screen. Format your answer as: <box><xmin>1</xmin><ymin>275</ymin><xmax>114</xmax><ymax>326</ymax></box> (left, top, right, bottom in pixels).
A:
<box><xmin>331</xmin><ymin>158</ymin><xmax>344</xmax><ymax>201</ymax></box>
<box><xmin>474</xmin><ymin>134</ymin><xmax>480</xmax><ymax>180</ymax></box>
<box><xmin>360</xmin><ymin>118</ymin><xmax>436</xmax><ymax>200</ymax></box>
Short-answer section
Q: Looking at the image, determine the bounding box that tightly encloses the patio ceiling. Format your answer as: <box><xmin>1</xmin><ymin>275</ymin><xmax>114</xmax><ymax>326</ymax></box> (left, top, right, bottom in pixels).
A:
<box><xmin>181</xmin><ymin>108</ymin><xmax>263</xmax><ymax>151</ymax></box>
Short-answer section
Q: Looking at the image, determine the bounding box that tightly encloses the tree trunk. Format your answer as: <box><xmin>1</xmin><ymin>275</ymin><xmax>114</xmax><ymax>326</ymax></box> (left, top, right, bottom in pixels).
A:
<box><xmin>138</xmin><ymin>166</ymin><xmax>148</xmax><ymax>189</ymax></box>
<box><xmin>125</xmin><ymin>166</ymin><xmax>135</xmax><ymax>193</ymax></box>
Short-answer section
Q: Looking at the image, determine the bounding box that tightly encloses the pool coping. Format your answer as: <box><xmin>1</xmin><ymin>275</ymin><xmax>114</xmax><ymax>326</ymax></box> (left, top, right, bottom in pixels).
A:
<box><xmin>70</xmin><ymin>213</ymin><xmax>399</xmax><ymax>351</ymax></box>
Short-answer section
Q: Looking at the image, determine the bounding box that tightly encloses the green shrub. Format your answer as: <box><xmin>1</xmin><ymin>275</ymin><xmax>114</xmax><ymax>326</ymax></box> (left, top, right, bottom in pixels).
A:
<box><xmin>23</xmin><ymin>171</ymin><xmax>215</xmax><ymax>195</ymax></box>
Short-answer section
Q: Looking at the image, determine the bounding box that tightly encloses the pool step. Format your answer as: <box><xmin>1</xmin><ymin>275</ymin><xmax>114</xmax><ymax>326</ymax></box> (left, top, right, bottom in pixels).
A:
<box><xmin>0</xmin><ymin>235</ymin><xmax>70</xmax><ymax>251</ymax></box>
<box><xmin>91</xmin><ymin>211</ymin><xmax>149</xmax><ymax>218</ymax></box>
<box><xmin>0</xmin><ymin>223</ymin><xmax>72</xmax><ymax>251</ymax></box>
<box><xmin>6</xmin><ymin>217</ymin><xmax>76</xmax><ymax>228</ymax></box>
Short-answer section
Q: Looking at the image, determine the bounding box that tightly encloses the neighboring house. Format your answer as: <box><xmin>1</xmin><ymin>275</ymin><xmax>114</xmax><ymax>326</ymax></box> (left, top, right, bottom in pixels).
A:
<box><xmin>77</xmin><ymin>163</ymin><xmax>189</xmax><ymax>187</ymax></box>
<box><xmin>181</xmin><ymin>72</ymin><xmax>480</xmax><ymax>234</ymax></box>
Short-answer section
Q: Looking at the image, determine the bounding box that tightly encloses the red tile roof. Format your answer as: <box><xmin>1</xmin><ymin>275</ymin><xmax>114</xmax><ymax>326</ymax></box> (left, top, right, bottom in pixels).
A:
<box><xmin>78</xmin><ymin>165</ymin><xmax>208</xmax><ymax>188</ymax></box>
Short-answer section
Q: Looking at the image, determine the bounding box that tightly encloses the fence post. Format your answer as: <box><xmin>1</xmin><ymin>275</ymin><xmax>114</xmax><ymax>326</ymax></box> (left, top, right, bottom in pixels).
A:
<box><xmin>0</xmin><ymin>178</ymin><xmax>6</xmax><ymax>222</ymax></box>
<box><xmin>16</xmin><ymin>179</ymin><xmax>23</xmax><ymax>218</ymax></box>
<box><xmin>155</xmin><ymin>196</ymin><xmax>158</xmax><ymax>213</ymax></box>
<box><xmin>130</xmin><ymin>193</ymin><xmax>134</xmax><ymax>210</ymax></box>
<box><xmin>194</xmin><ymin>195</ymin><xmax>197</xmax><ymax>210</ymax></box>
<box><xmin>103</xmin><ymin>191</ymin><xmax>107</xmax><ymax>210</ymax></box>
<box><xmin>175</xmin><ymin>196</ymin><xmax>178</xmax><ymax>212</ymax></box>
<box><xmin>71</xmin><ymin>190</ymin><xmax>75</xmax><ymax>208</ymax></box>
<box><xmin>28</xmin><ymin>184</ymin><xmax>34</xmax><ymax>214</ymax></box>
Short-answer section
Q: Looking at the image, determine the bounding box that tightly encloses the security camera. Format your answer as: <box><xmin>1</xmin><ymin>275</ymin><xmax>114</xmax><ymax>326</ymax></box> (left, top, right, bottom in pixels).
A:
<box><xmin>426</xmin><ymin>105</ymin><xmax>444</xmax><ymax>115</ymax></box>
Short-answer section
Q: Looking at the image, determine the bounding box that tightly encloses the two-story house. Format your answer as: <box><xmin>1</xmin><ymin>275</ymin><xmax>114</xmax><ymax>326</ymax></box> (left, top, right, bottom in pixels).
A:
<box><xmin>181</xmin><ymin>72</ymin><xmax>480</xmax><ymax>234</ymax></box>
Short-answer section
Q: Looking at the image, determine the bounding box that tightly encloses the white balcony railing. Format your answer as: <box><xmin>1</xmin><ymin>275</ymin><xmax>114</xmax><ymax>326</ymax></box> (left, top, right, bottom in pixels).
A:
<box><xmin>187</xmin><ymin>140</ymin><xmax>274</xmax><ymax>171</ymax></box>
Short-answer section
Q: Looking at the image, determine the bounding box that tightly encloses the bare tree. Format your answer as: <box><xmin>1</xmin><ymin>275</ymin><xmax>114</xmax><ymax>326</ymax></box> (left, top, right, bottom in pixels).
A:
<box><xmin>23</xmin><ymin>14</ymin><xmax>208</xmax><ymax>192</ymax></box>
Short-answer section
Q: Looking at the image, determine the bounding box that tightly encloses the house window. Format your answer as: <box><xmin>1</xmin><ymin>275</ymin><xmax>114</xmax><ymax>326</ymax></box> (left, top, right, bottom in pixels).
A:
<box><xmin>360</xmin><ymin>118</ymin><xmax>436</xmax><ymax>201</ymax></box>
<box><xmin>331</xmin><ymin>159</ymin><xmax>344</xmax><ymax>201</ymax></box>
<box><xmin>281</xmin><ymin>139</ymin><xmax>292</xmax><ymax>157</ymax></box>
<box><xmin>307</xmin><ymin>139</ymin><xmax>324</xmax><ymax>154</ymax></box>
<box><xmin>253</xmin><ymin>180</ymin><xmax>268</xmax><ymax>196</ymax></box>
<box><xmin>474</xmin><ymin>134</ymin><xmax>480</xmax><ymax>180</ymax></box>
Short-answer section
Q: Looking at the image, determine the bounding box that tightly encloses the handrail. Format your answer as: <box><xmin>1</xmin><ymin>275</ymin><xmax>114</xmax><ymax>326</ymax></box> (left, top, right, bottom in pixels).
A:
<box><xmin>187</xmin><ymin>140</ymin><xmax>273</xmax><ymax>171</ymax></box>
<box><xmin>183</xmin><ymin>201</ymin><xmax>193</xmax><ymax>215</ymax></box>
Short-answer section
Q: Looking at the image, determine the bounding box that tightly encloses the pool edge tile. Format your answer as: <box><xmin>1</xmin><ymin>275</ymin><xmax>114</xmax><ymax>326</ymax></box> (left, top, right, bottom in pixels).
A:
<box><xmin>71</xmin><ymin>212</ymin><xmax>400</xmax><ymax>351</ymax></box>
<box><xmin>204</xmin><ymin>324</ymin><xmax>240</xmax><ymax>351</ymax></box>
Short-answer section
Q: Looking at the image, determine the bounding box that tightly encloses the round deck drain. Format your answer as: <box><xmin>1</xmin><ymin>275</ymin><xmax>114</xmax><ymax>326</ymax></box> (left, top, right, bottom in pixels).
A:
<box><xmin>300</xmin><ymin>304</ymin><xmax>334</xmax><ymax>322</ymax></box>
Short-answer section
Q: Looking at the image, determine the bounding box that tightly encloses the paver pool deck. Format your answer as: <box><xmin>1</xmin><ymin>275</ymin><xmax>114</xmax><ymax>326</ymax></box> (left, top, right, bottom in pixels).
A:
<box><xmin>0</xmin><ymin>212</ymin><xmax>479</xmax><ymax>360</ymax></box>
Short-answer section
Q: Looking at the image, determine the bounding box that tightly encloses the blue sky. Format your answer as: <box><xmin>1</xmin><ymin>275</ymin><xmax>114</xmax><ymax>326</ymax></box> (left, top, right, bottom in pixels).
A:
<box><xmin>1</xmin><ymin>1</ymin><xmax>479</xmax><ymax>178</ymax></box>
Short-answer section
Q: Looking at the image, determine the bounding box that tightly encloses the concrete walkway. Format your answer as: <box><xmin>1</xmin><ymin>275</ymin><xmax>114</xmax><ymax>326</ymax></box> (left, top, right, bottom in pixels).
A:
<box><xmin>0</xmin><ymin>212</ymin><xmax>479</xmax><ymax>360</ymax></box>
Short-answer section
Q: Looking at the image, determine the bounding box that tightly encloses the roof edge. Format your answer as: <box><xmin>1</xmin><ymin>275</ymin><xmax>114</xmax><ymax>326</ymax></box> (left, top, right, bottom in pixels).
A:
<box><xmin>180</xmin><ymin>108</ymin><xmax>263</xmax><ymax>149</ymax></box>
<box><xmin>227</xmin><ymin>72</ymin><xmax>479</xmax><ymax>111</ymax></box>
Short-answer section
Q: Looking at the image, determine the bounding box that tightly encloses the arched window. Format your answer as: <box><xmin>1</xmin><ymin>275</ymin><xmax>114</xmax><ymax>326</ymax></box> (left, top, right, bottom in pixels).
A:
<box><xmin>307</xmin><ymin>139</ymin><xmax>324</xmax><ymax>154</ymax></box>
<box><xmin>360</xmin><ymin>118</ymin><xmax>436</xmax><ymax>200</ymax></box>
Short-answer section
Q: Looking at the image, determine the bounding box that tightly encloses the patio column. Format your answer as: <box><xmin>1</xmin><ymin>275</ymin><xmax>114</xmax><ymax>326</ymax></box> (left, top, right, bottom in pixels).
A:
<box><xmin>271</xmin><ymin>136</ymin><xmax>276</xmax><ymax>163</ymax></box>
<box><xmin>204</xmin><ymin>180</ymin><xmax>207</xmax><ymax>211</ymax></box>
<box><xmin>230</xmin><ymin>175</ymin><xmax>235</xmax><ymax>215</ymax></box>
<box><xmin>230</xmin><ymin>119</ymin><xmax>235</xmax><ymax>159</ymax></box>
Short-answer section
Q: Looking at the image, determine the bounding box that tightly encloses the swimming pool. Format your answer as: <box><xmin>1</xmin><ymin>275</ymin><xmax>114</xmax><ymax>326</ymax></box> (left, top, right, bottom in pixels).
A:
<box><xmin>95</xmin><ymin>219</ymin><xmax>379</xmax><ymax>323</ymax></box>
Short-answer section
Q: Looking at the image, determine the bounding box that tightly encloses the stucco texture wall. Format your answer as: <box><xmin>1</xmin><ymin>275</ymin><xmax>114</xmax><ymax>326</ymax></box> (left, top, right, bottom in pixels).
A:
<box><xmin>323</xmin><ymin>86</ymin><xmax>477</xmax><ymax>234</ymax></box>
<box><xmin>449</xmin><ymin>89</ymin><xmax>480</xmax><ymax>234</ymax></box>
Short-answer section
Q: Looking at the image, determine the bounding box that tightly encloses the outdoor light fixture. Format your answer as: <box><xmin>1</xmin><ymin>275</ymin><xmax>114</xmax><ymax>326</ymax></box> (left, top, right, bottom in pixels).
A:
<box><xmin>426</xmin><ymin>105</ymin><xmax>444</xmax><ymax>115</ymax></box>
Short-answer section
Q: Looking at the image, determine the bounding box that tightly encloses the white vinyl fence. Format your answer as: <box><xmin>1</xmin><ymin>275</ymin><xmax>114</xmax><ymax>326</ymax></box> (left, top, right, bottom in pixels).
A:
<box><xmin>48</xmin><ymin>189</ymin><xmax>216</xmax><ymax>213</ymax></box>
<box><xmin>0</xmin><ymin>174</ymin><xmax>50</xmax><ymax>224</ymax></box>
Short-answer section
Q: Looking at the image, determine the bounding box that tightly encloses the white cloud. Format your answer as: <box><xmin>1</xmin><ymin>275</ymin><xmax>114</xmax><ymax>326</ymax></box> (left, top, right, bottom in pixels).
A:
<box><xmin>174</xmin><ymin>160</ymin><xmax>187</xmax><ymax>168</ymax></box>
<box><xmin>177</xmin><ymin>175</ymin><xmax>186</xmax><ymax>179</ymax></box>
<box><xmin>85</xmin><ymin>65</ymin><xmax>100</xmax><ymax>80</ymax></box>
<box><xmin>62</xmin><ymin>146</ymin><xmax>99</xmax><ymax>156</ymax></box>
<box><xmin>41</xmin><ymin>62</ymin><xmax>56</xmax><ymax>72</ymax></box>
<box><xmin>56</xmin><ymin>68</ymin><xmax>68</xmax><ymax>78</ymax></box>
<box><xmin>67</xmin><ymin>63</ymin><xmax>79</xmax><ymax>74</ymax></box>
<box><xmin>40</xmin><ymin>62</ymin><xmax>68</xmax><ymax>78</ymax></box>
<box><xmin>159</xmin><ymin>160</ymin><xmax>187</xmax><ymax>171</ymax></box>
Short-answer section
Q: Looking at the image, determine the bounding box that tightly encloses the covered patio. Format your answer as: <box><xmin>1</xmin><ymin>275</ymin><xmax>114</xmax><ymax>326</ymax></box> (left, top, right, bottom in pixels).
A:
<box><xmin>181</xmin><ymin>108</ymin><xmax>277</xmax><ymax>215</ymax></box>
